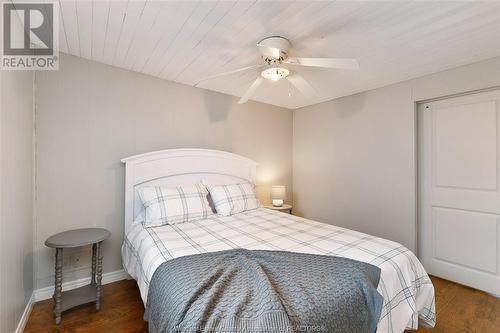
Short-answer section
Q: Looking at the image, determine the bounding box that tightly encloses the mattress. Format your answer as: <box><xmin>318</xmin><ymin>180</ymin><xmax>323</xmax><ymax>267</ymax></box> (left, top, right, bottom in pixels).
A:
<box><xmin>122</xmin><ymin>208</ymin><xmax>435</xmax><ymax>333</ymax></box>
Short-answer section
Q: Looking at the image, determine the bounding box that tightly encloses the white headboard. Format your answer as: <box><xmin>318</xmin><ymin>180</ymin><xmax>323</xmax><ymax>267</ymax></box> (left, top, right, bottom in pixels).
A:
<box><xmin>121</xmin><ymin>149</ymin><xmax>258</xmax><ymax>235</ymax></box>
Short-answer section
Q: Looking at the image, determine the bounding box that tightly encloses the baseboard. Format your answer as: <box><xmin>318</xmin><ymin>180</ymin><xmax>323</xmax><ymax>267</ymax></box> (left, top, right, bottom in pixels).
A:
<box><xmin>489</xmin><ymin>292</ymin><xmax>500</xmax><ymax>298</ymax></box>
<box><xmin>14</xmin><ymin>293</ymin><xmax>34</xmax><ymax>333</ymax></box>
<box><xmin>33</xmin><ymin>269</ymin><xmax>128</xmax><ymax>302</ymax></box>
<box><xmin>14</xmin><ymin>270</ymin><xmax>128</xmax><ymax>332</ymax></box>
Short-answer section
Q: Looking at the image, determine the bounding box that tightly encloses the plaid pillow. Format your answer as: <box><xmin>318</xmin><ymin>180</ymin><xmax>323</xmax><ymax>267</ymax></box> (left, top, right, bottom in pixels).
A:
<box><xmin>138</xmin><ymin>184</ymin><xmax>213</xmax><ymax>227</ymax></box>
<box><xmin>207</xmin><ymin>183</ymin><xmax>261</xmax><ymax>216</ymax></box>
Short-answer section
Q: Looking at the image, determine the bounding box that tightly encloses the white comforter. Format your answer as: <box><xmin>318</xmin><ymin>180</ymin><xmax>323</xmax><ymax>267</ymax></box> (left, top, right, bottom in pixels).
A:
<box><xmin>122</xmin><ymin>208</ymin><xmax>435</xmax><ymax>333</ymax></box>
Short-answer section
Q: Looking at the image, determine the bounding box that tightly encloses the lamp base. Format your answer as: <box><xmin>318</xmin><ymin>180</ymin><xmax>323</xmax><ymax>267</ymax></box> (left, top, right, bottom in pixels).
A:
<box><xmin>272</xmin><ymin>199</ymin><xmax>283</xmax><ymax>207</ymax></box>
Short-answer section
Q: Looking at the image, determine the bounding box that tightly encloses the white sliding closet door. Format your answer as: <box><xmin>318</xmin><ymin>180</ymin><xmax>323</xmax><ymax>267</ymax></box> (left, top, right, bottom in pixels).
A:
<box><xmin>419</xmin><ymin>89</ymin><xmax>500</xmax><ymax>295</ymax></box>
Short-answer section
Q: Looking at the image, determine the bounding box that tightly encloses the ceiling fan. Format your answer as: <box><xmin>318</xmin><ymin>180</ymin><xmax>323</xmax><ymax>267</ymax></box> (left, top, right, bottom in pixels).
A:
<box><xmin>195</xmin><ymin>36</ymin><xmax>359</xmax><ymax>104</ymax></box>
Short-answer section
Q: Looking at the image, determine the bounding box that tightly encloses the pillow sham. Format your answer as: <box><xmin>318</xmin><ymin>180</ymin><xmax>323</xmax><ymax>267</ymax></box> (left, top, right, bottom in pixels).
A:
<box><xmin>207</xmin><ymin>182</ymin><xmax>261</xmax><ymax>216</ymax></box>
<box><xmin>137</xmin><ymin>184</ymin><xmax>212</xmax><ymax>227</ymax></box>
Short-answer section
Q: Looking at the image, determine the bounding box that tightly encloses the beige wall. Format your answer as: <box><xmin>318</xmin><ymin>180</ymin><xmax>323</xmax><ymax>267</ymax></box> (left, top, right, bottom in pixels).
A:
<box><xmin>0</xmin><ymin>69</ymin><xmax>34</xmax><ymax>333</ymax></box>
<box><xmin>293</xmin><ymin>56</ymin><xmax>500</xmax><ymax>252</ymax></box>
<box><xmin>34</xmin><ymin>54</ymin><xmax>293</xmax><ymax>288</ymax></box>
<box><xmin>30</xmin><ymin>51</ymin><xmax>500</xmax><ymax>292</ymax></box>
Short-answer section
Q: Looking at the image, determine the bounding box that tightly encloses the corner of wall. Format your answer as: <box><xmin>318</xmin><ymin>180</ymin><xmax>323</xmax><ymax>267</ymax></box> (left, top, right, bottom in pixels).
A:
<box><xmin>32</xmin><ymin>70</ymin><xmax>38</xmax><ymax>291</ymax></box>
<box><xmin>291</xmin><ymin>107</ymin><xmax>296</xmax><ymax>209</ymax></box>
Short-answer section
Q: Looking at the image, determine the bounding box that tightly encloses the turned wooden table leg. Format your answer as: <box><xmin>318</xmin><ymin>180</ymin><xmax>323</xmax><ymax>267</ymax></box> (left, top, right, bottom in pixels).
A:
<box><xmin>45</xmin><ymin>228</ymin><xmax>110</xmax><ymax>319</ymax></box>
<box><xmin>53</xmin><ymin>248</ymin><xmax>63</xmax><ymax>324</ymax></box>
<box><xmin>96</xmin><ymin>241</ymin><xmax>103</xmax><ymax>310</ymax></box>
<box><xmin>91</xmin><ymin>243</ymin><xmax>97</xmax><ymax>285</ymax></box>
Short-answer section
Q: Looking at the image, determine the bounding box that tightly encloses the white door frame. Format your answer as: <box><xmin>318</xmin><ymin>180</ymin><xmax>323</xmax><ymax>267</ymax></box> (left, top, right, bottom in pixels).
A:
<box><xmin>415</xmin><ymin>86</ymin><xmax>500</xmax><ymax>295</ymax></box>
<box><xmin>414</xmin><ymin>85</ymin><xmax>500</xmax><ymax>256</ymax></box>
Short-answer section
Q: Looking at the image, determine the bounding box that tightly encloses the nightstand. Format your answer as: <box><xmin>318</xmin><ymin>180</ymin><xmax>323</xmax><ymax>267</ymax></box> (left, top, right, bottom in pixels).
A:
<box><xmin>264</xmin><ymin>204</ymin><xmax>293</xmax><ymax>214</ymax></box>
<box><xmin>45</xmin><ymin>228</ymin><xmax>110</xmax><ymax>324</ymax></box>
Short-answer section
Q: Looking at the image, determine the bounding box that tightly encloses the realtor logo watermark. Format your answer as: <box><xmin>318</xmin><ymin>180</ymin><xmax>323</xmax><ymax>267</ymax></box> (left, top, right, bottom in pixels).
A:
<box><xmin>1</xmin><ymin>1</ymin><xmax>59</xmax><ymax>70</ymax></box>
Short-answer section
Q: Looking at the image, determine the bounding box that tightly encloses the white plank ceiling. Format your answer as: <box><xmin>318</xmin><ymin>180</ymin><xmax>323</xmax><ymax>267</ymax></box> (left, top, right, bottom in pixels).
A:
<box><xmin>23</xmin><ymin>0</ymin><xmax>500</xmax><ymax>109</ymax></box>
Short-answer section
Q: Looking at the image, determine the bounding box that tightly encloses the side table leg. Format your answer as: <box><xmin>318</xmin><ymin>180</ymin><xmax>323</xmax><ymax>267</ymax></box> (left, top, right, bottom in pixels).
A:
<box><xmin>53</xmin><ymin>248</ymin><xmax>63</xmax><ymax>324</ymax></box>
<box><xmin>96</xmin><ymin>241</ymin><xmax>103</xmax><ymax>311</ymax></box>
<box><xmin>91</xmin><ymin>243</ymin><xmax>97</xmax><ymax>285</ymax></box>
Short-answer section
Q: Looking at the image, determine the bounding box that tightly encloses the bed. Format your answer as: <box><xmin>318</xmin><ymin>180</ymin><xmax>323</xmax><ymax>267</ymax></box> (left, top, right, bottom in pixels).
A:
<box><xmin>121</xmin><ymin>149</ymin><xmax>436</xmax><ymax>333</ymax></box>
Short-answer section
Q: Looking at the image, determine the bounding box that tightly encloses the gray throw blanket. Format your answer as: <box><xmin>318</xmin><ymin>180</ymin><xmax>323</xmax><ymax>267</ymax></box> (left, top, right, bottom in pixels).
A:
<box><xmin>144</xmin><ymin>249</ymin><xmax>383</xmax><ymax>333</ymax></box>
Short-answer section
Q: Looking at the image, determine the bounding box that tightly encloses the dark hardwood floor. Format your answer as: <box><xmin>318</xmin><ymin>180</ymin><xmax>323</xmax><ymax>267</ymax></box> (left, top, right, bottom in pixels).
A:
<box><xmin>25</xmin><ymin>279</ymin><xmax>148</xmax><ymax>333</ymax></box>
<box><xmin>24</xmin><ymin>276</ymin><xmax>499</xmax><ymax>333</ymax></box>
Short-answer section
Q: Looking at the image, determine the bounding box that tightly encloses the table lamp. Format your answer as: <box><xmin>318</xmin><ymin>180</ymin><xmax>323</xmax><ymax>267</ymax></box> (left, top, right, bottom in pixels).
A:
<box><xmin>271</xmin><ymin>185</ymin><xmax>286</xmax><ymax>207</ymax></box>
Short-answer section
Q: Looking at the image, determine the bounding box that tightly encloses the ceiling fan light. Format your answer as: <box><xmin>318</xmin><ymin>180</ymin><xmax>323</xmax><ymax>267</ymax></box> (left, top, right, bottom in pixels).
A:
<box><xmin>261</xmin><ymin>67</ymin><xmax>289</xmax><ymax>81</ymax></box>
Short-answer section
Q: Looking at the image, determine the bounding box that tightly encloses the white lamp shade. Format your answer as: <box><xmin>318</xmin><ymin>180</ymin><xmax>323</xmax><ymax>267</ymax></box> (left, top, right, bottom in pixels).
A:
<box><xmin>270</xmin><ymin>185</ymin><xmax>286</xmax><ymax>200</ymax></box>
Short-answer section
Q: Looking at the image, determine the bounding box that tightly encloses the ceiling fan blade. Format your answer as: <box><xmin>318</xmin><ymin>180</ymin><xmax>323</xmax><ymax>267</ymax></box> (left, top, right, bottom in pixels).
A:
<box><xmin>238</xmin><ymin>77</ymin><xmax>263</xmax><ymax>104</ymax></box>
<box><xmin>195</xmin><ymin>64</ymin><xmax>265</xmax><ymax>86</ymax></box>
<box><xmin>286</xmin><ymin>74</ymin><xmax>317</xmax><ymax>99</ymax></box>
<box><xmin>256</xmin><ymin>43</ymin><xmax>280</xmax><ymax>59</ymax></box>
<box><xmin>286</xmin><ymin>57</ymin><xmax>359</xmax><ymax>70</ymax></box>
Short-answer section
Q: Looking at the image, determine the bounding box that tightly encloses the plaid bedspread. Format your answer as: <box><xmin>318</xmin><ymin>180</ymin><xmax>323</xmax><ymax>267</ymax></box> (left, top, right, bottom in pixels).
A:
<box><xmin>122</xmin><ymin>208</ymin><xmax>435</xmax><ymax>333</ymax></box>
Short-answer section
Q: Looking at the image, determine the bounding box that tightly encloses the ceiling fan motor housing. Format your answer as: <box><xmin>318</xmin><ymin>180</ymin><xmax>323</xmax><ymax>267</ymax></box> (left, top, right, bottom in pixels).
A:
<box><xmin>258</xmin><ymin>36</ymin><xmax>291</xmax><ymax>61</ymax></box>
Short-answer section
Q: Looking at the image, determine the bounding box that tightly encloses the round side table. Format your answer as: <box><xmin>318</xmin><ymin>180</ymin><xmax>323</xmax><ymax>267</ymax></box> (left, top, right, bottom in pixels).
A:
<box><xmin>264</xmin><ymin>204</ymin><xmax>293</xmax><ymax>214</ymax></box>
<box><xmin>45</xmin><ymin>228</ymin><xmax>110</xmax><ymax>324</ymax></box>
